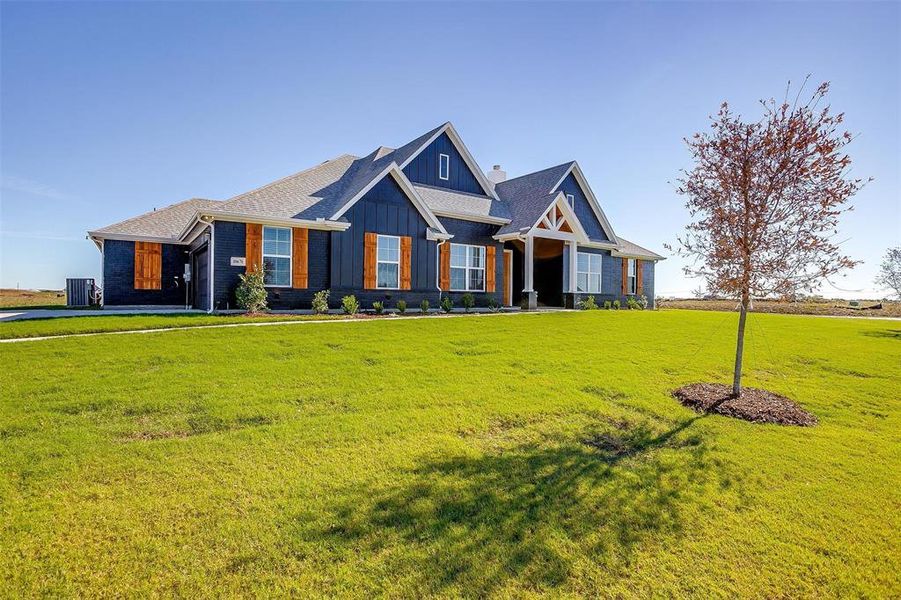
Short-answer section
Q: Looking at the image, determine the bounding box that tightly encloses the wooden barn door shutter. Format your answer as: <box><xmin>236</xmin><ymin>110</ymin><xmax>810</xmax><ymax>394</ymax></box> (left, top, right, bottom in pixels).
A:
<box><xmin>292</xmin><ymin>228</ymin><xmax>308</xmax><ymax>289</ymax></box>
<box><xmin>636</xmin><ymin>259</ymin><xmax>643</xmax><ymax>295</ymax></box>
<box><xmin>400</xmin><ymin>236</ymin><xmax>412</xmax><ymax>290</ymax></box>
<box><xmin>245</xmin><ymin>223</ymin><xmax>262</xmax><ymax>273</ymax></box>
<box><xmin>485</xmin><ymin>246</ymin><xmax>496</xmax><ymax>293</ymax></box>
<box><xmin>621</xmin><ymin>258</ymin><xmax>628</xmax><ymax>295</ymax></box>
<box><xmin>134</xmin><ymin>242</ymin><xmax>162</xmax><ymax>290</ymax></box>
<box><xmin>364</xmin><ymin>232</ymin><xmax>377</xmax><ymax>289</ymax></box>
<box><xmin>439</xmin><ymin>242</ymin><xmax>451</xmax><ymax>291</ymax></box>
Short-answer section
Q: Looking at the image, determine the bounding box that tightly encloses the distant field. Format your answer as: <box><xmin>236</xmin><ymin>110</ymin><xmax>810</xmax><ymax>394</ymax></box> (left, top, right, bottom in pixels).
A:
<box><xmin>1</xmin><ymin>311</ymin><xmax>898</xmax><ymax>597</ymax></box>
<box><xmin>658</xmin><ymin>298</ymin><xmax>901</xmax><ymax>318</ymax></box>
<box><xmin>0</xmin><ymin>288</ymin><xmax>67</xmax><ymax>309</ymax></box>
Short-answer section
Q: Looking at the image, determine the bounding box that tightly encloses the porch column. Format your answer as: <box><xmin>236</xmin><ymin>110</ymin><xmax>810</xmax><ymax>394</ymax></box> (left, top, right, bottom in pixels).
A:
<box><xmin>568</xmin><ymin>241</ymin><xmax>578</xmax><ymax>293</ymax></box>
<box><xmin>523</xmin><ymin>234</ymin><xmax>537</xmax><ymax>310</ymax></box>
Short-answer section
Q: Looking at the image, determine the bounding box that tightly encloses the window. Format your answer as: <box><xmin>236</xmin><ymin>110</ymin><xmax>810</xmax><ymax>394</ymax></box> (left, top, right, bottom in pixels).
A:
<box><xmin>439</xmin><ymin>153</ymin><xmax>450</xmax><ymax>180</ymax></box>
<box><xmin>450</xmin><ymin>243</ymin><xmax>485</xmax><ymax>291</ymax></box>
<box><xmin>577</xmin><ymin>252</ymin><xmax>602</xmax><ymax>293</ymax></box>
<box><xmin>566</xmin><ymin>193</ymin><xmax>575</xmax><ymax>208</ymax></box>
<box><xmin>262</xmin><ymin>226</ymin><xmax>291</xmax><ymax>286</ymax></box>
<box><xmin>376</xmin><ymin>235</ymin><xmax>400</xmax><ymax>289</ymax></box>
<box><xmin>627</xmin><ymin>258</ymin><xmax>637</xmax><ymax>294</ymax></box>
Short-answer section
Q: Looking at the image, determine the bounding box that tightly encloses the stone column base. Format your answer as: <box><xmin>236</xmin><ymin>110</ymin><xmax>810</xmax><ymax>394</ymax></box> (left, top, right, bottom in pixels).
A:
<box><xmin>521</xmin><ymin>291</ymin><xmax>538</xmax><ymax>311</ymax></box>
<box><xmin>564</xmin><ymin>293</ymin><xmax>582</xmax><ymax>309</ymax></box>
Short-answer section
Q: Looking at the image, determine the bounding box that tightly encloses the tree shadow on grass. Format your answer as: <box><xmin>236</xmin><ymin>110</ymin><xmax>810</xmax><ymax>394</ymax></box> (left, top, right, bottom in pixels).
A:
<box><xmin>860</xmin><ymin>328</ymin><xmax>901</xmax><ymax>340</ymax></box>
<box><xmin>304</xmin><ymin>415</ymin><xmax>728</xmax><ymax>595</ymax></box>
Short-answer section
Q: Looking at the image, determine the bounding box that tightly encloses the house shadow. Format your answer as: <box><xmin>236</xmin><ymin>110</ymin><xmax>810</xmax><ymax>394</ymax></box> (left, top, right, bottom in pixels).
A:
<box><xmin>302</xmin><ymin>414</ymin><xmax>730</xmax><ymax>595</ymax></box>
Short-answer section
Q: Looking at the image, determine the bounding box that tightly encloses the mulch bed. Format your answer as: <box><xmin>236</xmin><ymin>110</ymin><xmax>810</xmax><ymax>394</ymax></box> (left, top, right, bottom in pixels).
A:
<box><xmin>673</xmin><ymin>383</ymin><xmax>818</xmax><ymax>427</ymax></box>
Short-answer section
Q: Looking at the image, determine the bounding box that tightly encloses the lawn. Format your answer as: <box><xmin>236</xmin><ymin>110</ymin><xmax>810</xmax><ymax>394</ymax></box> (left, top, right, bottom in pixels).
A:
<box><xmin>1</xmin><ymin>311</ymin><xmax>898</xmax><ymax>597</ymax></box>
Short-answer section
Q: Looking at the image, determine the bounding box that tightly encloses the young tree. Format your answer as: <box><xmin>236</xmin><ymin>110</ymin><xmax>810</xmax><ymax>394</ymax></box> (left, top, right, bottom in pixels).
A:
<box><xmin>671</xmin><ymin>80</ymin><xmax>866</xmax><ymax>396</ymax></box>
<box><xmin>875</xmin><ymin>246</ymin><xmax>901</xmax><ymax>299</ymax></box>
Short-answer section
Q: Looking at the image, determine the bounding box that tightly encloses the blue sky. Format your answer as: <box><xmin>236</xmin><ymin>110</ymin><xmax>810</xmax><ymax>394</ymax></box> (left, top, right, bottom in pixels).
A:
<box><xmin>1</xmin><ymin>1</ymin><xmax>898</xmax><ymax>297</ymax></box>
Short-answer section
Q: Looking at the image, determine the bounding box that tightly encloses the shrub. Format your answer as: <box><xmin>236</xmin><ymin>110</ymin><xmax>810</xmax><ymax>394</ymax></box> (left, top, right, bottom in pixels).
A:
<box><xmin>637</xmin><ymin>295</ymin><xmax>649</xmax><ymax>310</ymax></box>
<box><xmin>578</xmin><ymin>295</ymin><xmax>598</xmax><ymax>310</ymax></box>
<box><xmin>613</xmin><ymin>299</ymin><xmax>621</xmax><ymax>310</ymax></box>
<box><xmin>440</xmin><ymin>296</ymin><xmax>454</xmax><ymax>313</ymax></box>
<box><xmin>372</xmin><ymin>301</ymin><xmax>384</xmax><ymax>315</ymax></box>
<box><xmin>487</xmin><ymin>296</ymin><xmax>500</xmax><ymax>312</ymax></box>
<box><xmin>603</xmin><ymin>300</ymin><xmax>612</xmax><ymax>310</ymax></box>
<box><xmin>235</xmin><ymin>269</ymin><xmax>268</xmax><ymax>313</ymax></box>
<box><xmin>420</xmin><ymin>299</ymin><xmax>430</xmax><ymax>314</ymax></box>
<box><xmin>626</xmin><ymin>296</ymin><xmax>640</xmax><ymax>310</ymax></box>
<box><xmin>311</xmin><ymin>289</ymin><xmax>330</xmax><ymax>314</ymax></box>
<box><xmin>461</xmin><ymin>293</ymin><xmax>475</xmax><ymax>312</ymax></box>
<box><xmin>396</xmin><ymin>299</ymin><xmax>407</xmax><ymax>314</ymax></box>
<box><xmin>341</xmin><ymin>295</ymin><xmax>359</xmax><ymax>315</ymax></box>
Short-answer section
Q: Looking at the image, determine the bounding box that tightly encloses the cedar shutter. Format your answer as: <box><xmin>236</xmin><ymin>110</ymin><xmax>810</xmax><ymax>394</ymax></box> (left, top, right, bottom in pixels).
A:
<box><xmin>439</xmin><ymin>243</ymin><xmax>451</xmax><ymax>291</ymax></box>
<box><xmin>621</xmin><ymin>258</ymin><xmax>628</xmax><ymax>295</ymax></box>
<box><xmin>636</xmin><ymin>259</ymin><xmax>643</xmax><ymax>295</ymax></box>
<box><xmin>245</xmin><ymin>223</ymin><xmax>263</xmax><ymax>273</ymax></box>
<box><xmin>485</xmin><ymin>245</ymin><xmax>496</xmax><ymax>293</ymax></box>
<box><xmin>400</xmin><ymin>236</ymin><xmax>412</xmax><ymax>290</ymax></box>
<box><xmin>364</xmin><ymin>232</ymin><xmax>377</xmax><ymax>289</ymax></box>
<box><xmin>292</xmin><ymin>228</ymin><xmax>308</xmax><ymax>289</ymax></box>
<box><xmin>134</xmin><ymin>242</ymin><xmax>162</xmax><ymax>290</ymax></box>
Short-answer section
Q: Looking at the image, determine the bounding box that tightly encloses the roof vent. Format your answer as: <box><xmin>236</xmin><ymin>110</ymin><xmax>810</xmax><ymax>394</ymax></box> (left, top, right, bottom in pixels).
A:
<box><xmin>486</xmin><ymin>165</ymin><xmax>506</xmax><ymax>185</ymax></box>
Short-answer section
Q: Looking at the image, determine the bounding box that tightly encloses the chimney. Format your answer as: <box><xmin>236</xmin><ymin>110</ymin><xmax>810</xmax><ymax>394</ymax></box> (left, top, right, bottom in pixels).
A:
<box><xmin>486</xmin><ymin>164</ymin><xmax>506</xmax><ymax>185</ymax></box>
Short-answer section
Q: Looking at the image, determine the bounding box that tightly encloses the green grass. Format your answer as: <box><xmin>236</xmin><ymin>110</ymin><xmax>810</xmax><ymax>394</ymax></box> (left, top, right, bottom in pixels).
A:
<box><xmin>1</xmin><ymin>311</ymin><xmax>898</xmax><ymax>597</ymax></box>
<box><xmin>0</xmin><ymin>312</ymin><xmax>347</xmax><ymax>339</ymax></box>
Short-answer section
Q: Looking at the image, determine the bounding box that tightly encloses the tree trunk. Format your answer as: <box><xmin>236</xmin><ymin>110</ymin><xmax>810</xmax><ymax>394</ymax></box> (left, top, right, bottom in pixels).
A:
<box><xmin>732</xmin><ymin>294</ymin><xmax>750</xmax><ymax>397</ymax></box>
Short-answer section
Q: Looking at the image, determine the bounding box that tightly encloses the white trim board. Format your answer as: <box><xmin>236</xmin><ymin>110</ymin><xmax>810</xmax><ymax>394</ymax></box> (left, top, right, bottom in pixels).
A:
<box><xmin>549</xmin><ymin>162</ymin><xmax>619</xmax><ymax>246</ymax></box>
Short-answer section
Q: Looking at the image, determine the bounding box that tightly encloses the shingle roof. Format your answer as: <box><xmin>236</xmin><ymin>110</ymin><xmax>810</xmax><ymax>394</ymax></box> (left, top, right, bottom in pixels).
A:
<box><xmin>413</xmin><ymin>184</ymin><xmax>510</xmax><ymax>222</ymax></box>
<box><xmin>494</xmin><ymin>162</ymin><xmax>574</xmax><ymax>235</ymax></box>
<box><xmin>91</xmin><ymin>198</ymin><xmax>221</xmax><ymax>240</ymax></box>
<box><xmin>616</xmin><ymin>238</ymin><xmax>665</xmax><ymax>260</ymax></box>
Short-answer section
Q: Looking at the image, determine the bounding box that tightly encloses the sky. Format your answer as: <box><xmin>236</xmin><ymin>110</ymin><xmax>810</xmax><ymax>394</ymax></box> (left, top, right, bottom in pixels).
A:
<box><xmin>1</xmin><ymin>1</ymin><xmax>899</xmax><ymax>297</ymax></box>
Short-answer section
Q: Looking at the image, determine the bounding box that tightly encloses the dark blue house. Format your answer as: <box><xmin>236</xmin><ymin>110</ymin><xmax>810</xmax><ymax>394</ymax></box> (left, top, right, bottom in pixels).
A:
<box><xmin>89</xmin><ymin>122</ymin><xmax>663</xmax><ymax>311</ymax></box>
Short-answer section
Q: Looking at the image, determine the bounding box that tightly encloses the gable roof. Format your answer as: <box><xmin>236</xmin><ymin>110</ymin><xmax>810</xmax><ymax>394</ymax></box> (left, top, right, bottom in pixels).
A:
<box><xmin>549</xmin><ymin>162</ymin><xmax>619</xmax><ymax>245</ymax></box>
<box><xmin>89</xmin><ymin>198</ymin><xmax>221</xmax><ymax>242</ymax></box>
<box><xmin>493</xmin><ymin>163</ymin><xmax>576</xmax><ymax>235</ymax></box>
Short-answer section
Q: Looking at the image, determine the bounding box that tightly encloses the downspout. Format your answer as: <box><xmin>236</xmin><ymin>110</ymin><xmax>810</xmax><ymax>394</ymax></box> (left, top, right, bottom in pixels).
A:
<box><xmin>99</xmin><ymin>239</ymin><xmax>105</xmax><ymax>308</ymax></box>
<box><xmin>203</xmin><ymin>217</ymin><xmax>215</xmax><ymax>314</ymax></box>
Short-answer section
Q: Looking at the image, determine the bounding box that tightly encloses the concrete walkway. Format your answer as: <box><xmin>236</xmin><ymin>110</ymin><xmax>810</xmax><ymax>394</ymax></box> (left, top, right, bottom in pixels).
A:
<box><xmin>0</xmin><ymin>308</ymin><xmax>204</xmax><ymax>322</ymax></box>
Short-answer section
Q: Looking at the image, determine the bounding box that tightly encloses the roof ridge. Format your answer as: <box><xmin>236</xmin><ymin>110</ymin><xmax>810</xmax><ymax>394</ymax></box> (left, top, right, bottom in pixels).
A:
<box><xmin>499</xmin><ymin>161</ymin><xmax>575</xmax><ymax>185</ymax></box>
<box><xmin>225</xmin><ymin>153</ymin><xmax>357</xmax><ymax>203</ymax></box>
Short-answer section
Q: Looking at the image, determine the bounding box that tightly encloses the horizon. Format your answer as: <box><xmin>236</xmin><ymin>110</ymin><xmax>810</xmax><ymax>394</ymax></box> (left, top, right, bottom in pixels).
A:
<box><xmin>2</xmin><ymin>2</ymin><xmax>899</xmax><ymax>299</ymax></box>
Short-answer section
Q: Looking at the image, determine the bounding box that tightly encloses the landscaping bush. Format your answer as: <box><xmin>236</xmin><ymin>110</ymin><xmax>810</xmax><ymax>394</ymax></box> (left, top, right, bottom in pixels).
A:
<box><xmin>396</xmin><ymin>300</ymin><xmax>407</xmax><ymax>314</ymax></box>
<box><xmin>578</xmin><ymin>296</ymin><xmax>598</xmax><ymax>310</ymax></box>
<box><xmin>311</xmin><ymin>289</ymin><xmax>330</xmax><ymax>314</ymax></box>
<box><xmin>613</xmin><ymin>299</ymin><xmax>621</xmax><ymax>310</ymax></box>
<box><xmin>372</xmin><ymin>301</ymin><xmax>384</xmax><ymax>315</ymax></box>
<box><xmin>461</xmin><ymin>293</ymin><xmax>475</xmax><ymax>312</ymax></box>
<box><xmin>603</xmin><ymin>300</ymin><xmax>612</xmax><ymax>310</ymax></box>
<box><xmin>440</xmin><ymin>296</ymin><xmax>454</xmax><ymax>313</ymax></box>
<box><xmin>626</xmin><ymin>296</ymin><xmax>640</xmax><ymax>310</ymax></box>
<box><xmin>487</xmin><ymin>296</ymin><xmax>500</xmax><ymax>312</ymax></box>
<box><xmin>341</xmin><ymin>295</ymin><xmax>360</xmax><ymax>315</ymax></box>
<box><xmin>235</xmin><ymin>269</ymin><xmax>268</xmax><ymax>313</ymax></box>
<box><xmin>420</xmin><ymin>299</ymin><xmax>430</xmax><ymax>314</ymax></box>
<box><xmin>638</xmin><ymin>295</ymin><xmax>649</xmax><ymax>310</ymax></box>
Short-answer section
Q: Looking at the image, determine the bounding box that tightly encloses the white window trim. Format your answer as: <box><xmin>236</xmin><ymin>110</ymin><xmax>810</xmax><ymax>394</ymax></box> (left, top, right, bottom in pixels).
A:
<box><xmin>438</xmin><ymin>153</ymin><xmax>450</xmax><ymax>181</ymax></box>
<box><xmin>566</xmin><ymin>193</ymin><xmax>575</xmax><ymax>208</ymax></box>
<box><xmin>376</xmin><ymin>234</ymin><xmax>401</xmax><ymax>290</ymax></box>
<box><xmin>262</xmin><ymin>225</ymin><xmax>292</xmax><ymax>288</ymax></box>
<box><xmin>577</xmin><ymin>251</ymin><xmax>602</xmax><ymax>294</ymax></box>
<box><xmin>449</xmin><ymin>243</ymin><xmax>486</xmax><ymax>292</ymax></box>
<box><xmin>627</xmin><ymin>258</ymin><xmax>637</xmax><ymax>295</ymax></box>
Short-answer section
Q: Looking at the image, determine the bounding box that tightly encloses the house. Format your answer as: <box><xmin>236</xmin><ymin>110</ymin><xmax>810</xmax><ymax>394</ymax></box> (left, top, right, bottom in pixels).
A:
<box><xmin>88</xmin><ymin>122</ymin><xmax>663</xmax><ymax>311</ymax></box>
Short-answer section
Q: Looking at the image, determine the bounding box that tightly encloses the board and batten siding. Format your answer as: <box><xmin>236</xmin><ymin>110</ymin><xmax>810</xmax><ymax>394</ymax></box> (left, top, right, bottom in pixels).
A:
<box><xmin>329</xmin><ymin>175</ymin><xmax>440</xmax><ymax>306</ymax></box>
<box><xmin>562</xmin><ymin>246</ymin><xmax>657</xmax><ymax>308</ymax></box>
<box><xmin>402</xmin><ymin>132</ymin><xmax>485</xmax><ymax>195</ymax></box>
<box><xmin>439</xmin><ymin>217</ymin><xmax>504</xmax><ymax>305</ymax></box>
<box><xmin>553</xmin><ymin>172</ymin><xmax>609</xmax><ymax>243</ymax></box>
<box><xmin>102</xmin><ymin>239</ymin><xmax>187</xmax><ymax>306</ymax></box>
